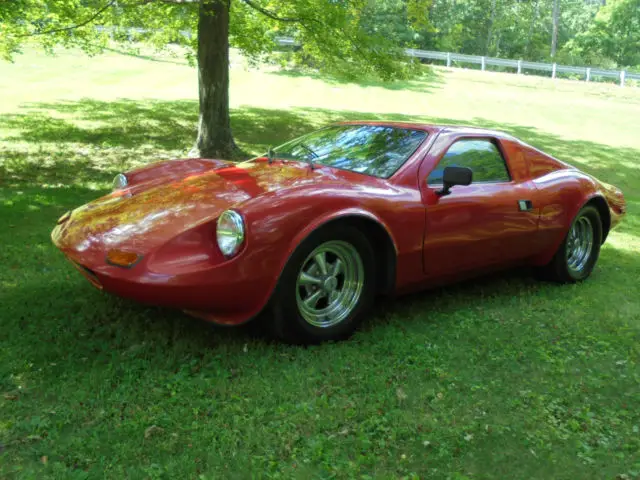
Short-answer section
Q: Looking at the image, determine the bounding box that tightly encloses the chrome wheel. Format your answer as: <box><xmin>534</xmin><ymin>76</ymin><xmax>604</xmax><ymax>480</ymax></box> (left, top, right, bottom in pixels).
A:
<box><xmin>295</xmin><ymin>240</ymin><xmax>365</xmax><ymax>328</ymax></box>
<box><xmin>566</xmin><ymin>216</ymin><xmax>594</xmax><ymax>273</ymax></box>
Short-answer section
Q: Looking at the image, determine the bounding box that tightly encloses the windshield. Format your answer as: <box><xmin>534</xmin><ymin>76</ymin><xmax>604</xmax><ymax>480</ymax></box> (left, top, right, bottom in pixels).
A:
<box><xmin>273</xmin><ymin>125</ymin><xmax>428</xmax><ymax>178</ymax></box>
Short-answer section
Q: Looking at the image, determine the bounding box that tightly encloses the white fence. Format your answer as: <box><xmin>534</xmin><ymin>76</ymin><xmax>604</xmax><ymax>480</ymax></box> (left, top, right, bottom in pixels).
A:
<box><xmin>403</xmin><ymin>48</ymin><xmax>639</xmax><ymax>86</ymax></box>
<box><xmin>275</xmin><ymin>36</ymin><xmax>638</xmax><ymax>87</ymax></box>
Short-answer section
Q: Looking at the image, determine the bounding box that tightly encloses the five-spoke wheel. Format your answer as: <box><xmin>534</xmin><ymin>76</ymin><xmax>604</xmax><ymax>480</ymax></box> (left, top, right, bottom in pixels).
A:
<box><xmin>539</xmin><ymin>205</ymin><xmax>602</xmax><ymax>282</ymax></box>
<box><xmin>270</xmin><ymin>225</ymin><xmax>375</xmax><ymax>344</ymax></box>
<box><xmin>296</xmin><ymin>241</ymin><xmax>365</xmax><ymax>328</ymax></box>
<box><xmin>566</xmin><ymin>215</ymin><xmax>594</xmax><ymax>274</ymax></box>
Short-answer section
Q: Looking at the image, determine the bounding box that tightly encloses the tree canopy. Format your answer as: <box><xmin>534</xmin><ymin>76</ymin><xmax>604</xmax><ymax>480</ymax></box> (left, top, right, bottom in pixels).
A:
<box><xmin>1</xmin><ymin>0</ymin><xmax>427</xmax><ymax>77</ymax></box>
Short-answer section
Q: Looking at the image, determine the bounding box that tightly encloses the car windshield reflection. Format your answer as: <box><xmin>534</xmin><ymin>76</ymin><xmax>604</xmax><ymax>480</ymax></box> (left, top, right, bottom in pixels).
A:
<box><xmin>273</xmin><ymin>125</ymin><xmax>428</xmax><ymax>178</ymax></box>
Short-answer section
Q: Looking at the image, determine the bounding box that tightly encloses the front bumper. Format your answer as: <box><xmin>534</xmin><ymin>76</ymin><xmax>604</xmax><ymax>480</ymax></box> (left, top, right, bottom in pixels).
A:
<box><xmin>53</xmin><ymin>230</ymin><xmax>271</xmax><ymax>326</ymax></box>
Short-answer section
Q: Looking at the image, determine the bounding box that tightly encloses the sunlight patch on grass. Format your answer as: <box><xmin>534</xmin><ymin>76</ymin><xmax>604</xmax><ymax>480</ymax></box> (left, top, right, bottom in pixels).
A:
<box><xmin>607</xmin><ymin>231</ymin><xmax>640</xmax><ymax>252</ymax></box>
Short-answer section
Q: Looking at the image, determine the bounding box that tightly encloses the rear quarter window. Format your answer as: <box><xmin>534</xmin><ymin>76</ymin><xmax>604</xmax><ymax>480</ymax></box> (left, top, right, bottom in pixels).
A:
<box><xmin>526</xmin><ymin>149</ymin><xmax>566</xmax><ymax>178</ymax></box>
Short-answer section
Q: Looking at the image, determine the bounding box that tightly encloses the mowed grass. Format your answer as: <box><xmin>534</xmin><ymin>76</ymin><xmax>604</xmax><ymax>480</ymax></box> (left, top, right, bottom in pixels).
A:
<box><xmin>1</xmin><ymin>46</ymin><xmax>639</xmax><ymax>479</ymax></box>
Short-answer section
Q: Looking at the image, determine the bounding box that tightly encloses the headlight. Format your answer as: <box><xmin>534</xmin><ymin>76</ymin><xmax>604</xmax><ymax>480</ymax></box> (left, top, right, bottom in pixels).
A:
<box><xmin>112</xmin><ymin>173</ymin><xmax>128</xmax><ymax>191</ymax></box>
<box><xmin>216</xmin><ymin>210</ymin><xmax>245</xmax><ymax>257</ymax></box>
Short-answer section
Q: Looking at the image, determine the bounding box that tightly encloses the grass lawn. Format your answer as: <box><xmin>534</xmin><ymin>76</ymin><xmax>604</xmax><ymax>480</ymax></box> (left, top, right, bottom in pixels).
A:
<box><xmin>1</xmin><ymin>46</ymin><xmax>639</xmax><ymax>479</ymax></box>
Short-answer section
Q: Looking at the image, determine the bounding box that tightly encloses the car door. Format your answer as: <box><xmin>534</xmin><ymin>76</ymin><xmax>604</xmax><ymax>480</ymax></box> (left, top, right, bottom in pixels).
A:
<box><xmin>420</xmin><ymin>133</ymin><xmax>539</xmax><ymax>277</ymax></box>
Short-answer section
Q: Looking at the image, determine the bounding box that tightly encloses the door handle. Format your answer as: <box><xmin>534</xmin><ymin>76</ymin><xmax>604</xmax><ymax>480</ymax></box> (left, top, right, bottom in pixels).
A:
<box><xmin>518</xmin><ymin>200</ymin><xmax>533</xmax><ymax>212</ymax></box>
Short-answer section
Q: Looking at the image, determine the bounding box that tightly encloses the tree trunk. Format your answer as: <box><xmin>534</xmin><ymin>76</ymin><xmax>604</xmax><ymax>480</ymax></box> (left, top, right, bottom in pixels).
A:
<box><xmin>524</xmin><ymin>0</ymin><xmax>539</xmax><ymax>57</ymax></box>
<box><xmin>551</xmin><ymin>0</ymin><xmax>559</xmax><ymax>58</ymax></box>
<box><xmin>485</xmin><ymin>0</ymin><xmax>497</xmax><ymax>56</ymax></box>
<box><xmin>196</xmin><ymin>0</ymin><xmax>237</xmax><ymax>158</ymax></box>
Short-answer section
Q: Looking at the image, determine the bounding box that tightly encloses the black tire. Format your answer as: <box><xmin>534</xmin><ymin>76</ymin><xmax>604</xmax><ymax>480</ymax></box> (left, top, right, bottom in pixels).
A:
<box><xmin>269</xmin><ymin>224</ymin><xmax>376</xmax><ymax>344</ymax></box>
<box><xmin>538</xmin><ymin>205</ymin><xmax>602</xmax><ymax>283</ymax></box>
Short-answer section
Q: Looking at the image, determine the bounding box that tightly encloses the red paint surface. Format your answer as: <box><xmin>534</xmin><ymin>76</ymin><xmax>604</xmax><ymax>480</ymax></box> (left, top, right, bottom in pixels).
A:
<box><xmin>51</xmin><ymin>122</ymin><xmax>626</xmax><ymax>325</ymax></box>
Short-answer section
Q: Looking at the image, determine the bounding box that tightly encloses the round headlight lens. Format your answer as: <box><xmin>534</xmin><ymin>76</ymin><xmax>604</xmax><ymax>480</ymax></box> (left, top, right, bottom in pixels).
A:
<box><xmin>112</xmin><ymin>173</ymin><xmax>128</xmax><ymax>191</ymax></box>
<box><xmin>216</xmin><ymin>210</ymin><xmax>245</xmax><ymax>257</ymax></box>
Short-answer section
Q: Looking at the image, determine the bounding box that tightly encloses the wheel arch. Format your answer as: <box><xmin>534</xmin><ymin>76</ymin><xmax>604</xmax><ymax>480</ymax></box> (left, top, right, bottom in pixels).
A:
<box><xmin>532</xmin><ymin>191</ymin><xmax>610</xmax><ymax>267</ymax></box>
<box><xmin>279</xmin><ymin>209</ymin><xmax>398</xmax><ymax>296</ymax></box>
<box><xmin>585</xmin><ymin>195</ymin><xmax>611</xmax><ymax>244</ymax></box>
<box><xmin>324</xmin><ymin>215</ymin><xmax>397</xmax><ymax>295</ymax></box>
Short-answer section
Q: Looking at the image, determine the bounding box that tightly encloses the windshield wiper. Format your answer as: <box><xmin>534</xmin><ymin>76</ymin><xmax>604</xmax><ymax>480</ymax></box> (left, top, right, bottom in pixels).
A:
<box><xmin>299</xmin><ymin>142</ymin><xmax>318</xmax><ymax>170</ymax></box>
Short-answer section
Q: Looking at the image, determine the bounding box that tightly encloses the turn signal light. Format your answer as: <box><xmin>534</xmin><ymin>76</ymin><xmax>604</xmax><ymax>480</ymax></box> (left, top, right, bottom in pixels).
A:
<box><xmin>106</xmin><ymin>250</ymin><xmax>141</xmax><ymax>268</ymax></box>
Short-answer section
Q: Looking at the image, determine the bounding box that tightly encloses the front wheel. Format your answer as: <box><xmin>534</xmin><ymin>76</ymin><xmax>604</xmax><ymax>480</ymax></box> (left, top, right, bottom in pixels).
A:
<box><xmin>538</xmin><ymin>205</ymin><xmax>603</xmax><ymax>283</ymax></box>
<box><xmin>270</xmin><ymin>225</ymin><xmax>376</xmax><ymax>344</ymax></box>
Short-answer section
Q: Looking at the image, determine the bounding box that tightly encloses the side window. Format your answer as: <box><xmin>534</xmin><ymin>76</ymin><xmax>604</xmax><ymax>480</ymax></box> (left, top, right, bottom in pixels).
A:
<box><xmin>427</xmin><ymin>139</ymin><xmax>511</xmax><ymax>185</ymax></box>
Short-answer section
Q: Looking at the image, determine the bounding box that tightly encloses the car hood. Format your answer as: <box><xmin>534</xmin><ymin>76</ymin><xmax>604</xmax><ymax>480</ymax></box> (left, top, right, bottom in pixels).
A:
<box><xmin>52</xmin><ymin>158</ymin><xmax>346</xmax><ymax>260</ymax></box>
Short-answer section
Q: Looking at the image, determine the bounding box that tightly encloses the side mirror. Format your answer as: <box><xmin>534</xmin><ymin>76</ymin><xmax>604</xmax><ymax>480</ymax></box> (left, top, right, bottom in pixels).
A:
<box><xmin>436</xmin><ymin>166</ymin><xmax>473</xmax><ymax>196</ymax></box>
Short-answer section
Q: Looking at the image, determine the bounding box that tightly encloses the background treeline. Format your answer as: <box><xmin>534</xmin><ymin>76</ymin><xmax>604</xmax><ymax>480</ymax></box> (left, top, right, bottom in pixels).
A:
<box><xmin>359</xmin><ymin>0</ymin><xmax>639</xmax><ymax>69</ymax></box>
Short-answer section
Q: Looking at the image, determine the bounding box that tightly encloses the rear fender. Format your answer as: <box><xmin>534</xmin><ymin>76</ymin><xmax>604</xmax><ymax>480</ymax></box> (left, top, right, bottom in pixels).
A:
<box><xmin>532</xmin><ymin>190</ymin><xmax>608</xmax><ymax>266</ymax></box>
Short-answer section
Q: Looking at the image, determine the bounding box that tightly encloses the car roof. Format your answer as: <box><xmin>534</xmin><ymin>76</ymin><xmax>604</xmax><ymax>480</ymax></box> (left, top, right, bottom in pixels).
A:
<box><xmin>336</xmin><ymin>120</ymin><xmax>518</xmax><ymax>142</ymax></box>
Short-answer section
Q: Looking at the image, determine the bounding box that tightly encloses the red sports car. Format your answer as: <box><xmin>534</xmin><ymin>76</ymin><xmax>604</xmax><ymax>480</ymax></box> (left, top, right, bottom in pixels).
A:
<box><xmin>52</xmin><ymin>122</ymin><xmax>626</xmax><ymax>343</ymax></box>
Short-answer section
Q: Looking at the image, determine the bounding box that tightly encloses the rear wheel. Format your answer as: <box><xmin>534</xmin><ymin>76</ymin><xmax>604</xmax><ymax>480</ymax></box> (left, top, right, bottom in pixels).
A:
<box><xmin>270</xmin><ymin>224</ymin><xmax>375</xmax><ymax>344</ymax></box>
<box><xmin>538</xmin><ymin>205</ymin><xmax>602</xmax><ymax>283</ymax></box>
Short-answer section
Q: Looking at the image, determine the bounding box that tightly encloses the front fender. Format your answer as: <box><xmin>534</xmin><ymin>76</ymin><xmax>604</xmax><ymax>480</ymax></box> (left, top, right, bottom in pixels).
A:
<box><xmin>280</xmin><ymin>207</ymin><xmax>399</xmax><ymax>269</ymax></box>
<box><xmin>185</xmin><ymin>208</ymin><xmax>398</xmax><ymax>326</ymax></box>
<box><xmin>232</xmin><ymin>204</ymin><xmax>399</xmax><ymax>324</ymax></box>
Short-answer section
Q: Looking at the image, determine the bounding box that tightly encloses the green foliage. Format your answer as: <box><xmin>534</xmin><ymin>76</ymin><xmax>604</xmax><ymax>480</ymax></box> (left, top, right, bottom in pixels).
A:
<box><xmin>243</xmin><ymin>0</ymin><xmax>432</xmax><ymax>80</ymax></box>
<box><xmin>0</xmin><ymin>0</ymin><xmax>431</xmax><ymax>81</ymax></box>
<box><xmin>0</xmin><ymin>0</ymin><xmax>197</xmax><ymax>60</ymax></box>
<box><xmin>417</xmin><ymin>0</ymin><xmax>600</xmax><ymax>61</ymax></box>
<box><xmin>360</xmin><ymin>0</ymin><xmax>431</xmax><ymax>47</ymax></box>
<box><xmin>564</xmin><ymin>0</ymin><xmax>640</xmax><ymax>69</ymax></box>
<box><xmin>419</xmin><ymin>0</ymin><xmax>637</xmax><ymax>69</ymax></box>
